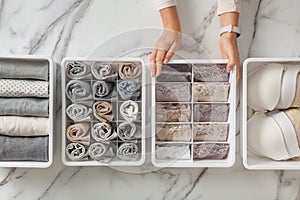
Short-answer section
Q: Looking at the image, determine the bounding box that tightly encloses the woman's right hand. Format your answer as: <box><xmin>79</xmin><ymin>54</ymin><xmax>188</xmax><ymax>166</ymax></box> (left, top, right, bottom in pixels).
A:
<box><xmin>150</xmin><ymin>29</ymin><xmax>182</xmax><ymax>77</ymax></box>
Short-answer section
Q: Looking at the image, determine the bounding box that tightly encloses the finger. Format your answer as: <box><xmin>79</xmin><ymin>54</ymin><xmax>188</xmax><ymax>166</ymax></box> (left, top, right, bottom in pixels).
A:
<box><xmin>150</xmin><ymin>49</ymin><xmax>158</xmax><ymax>77</ymax></box>
<box><xmin>163</xmin><ymin>42</ymin><xmax>178</xmax><ymax>64</ymax></box>
<box><xmin>236</xmin><ymin>59</ymin><xmax>240</xmax><ymax>84</ymax></box>
<box><xmin>155</xmin><ymin>49</ymin><xmax>166</xmax><ymax>77</ymax></box>
<box><xmin>226</xmin><ymin>58</ymin><xmax>235</xmax><ymax>73</ymax></box>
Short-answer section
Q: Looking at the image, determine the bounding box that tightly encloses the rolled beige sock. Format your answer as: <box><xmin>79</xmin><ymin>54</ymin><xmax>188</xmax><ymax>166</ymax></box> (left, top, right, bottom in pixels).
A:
<box><xmin>284</xmin><ymin>108</ymin><xmax>300</xmax><ymax>146</ymax></box>
<box><xmin>291</xmin><ymin>73</ymin><xmax>300</xmax><ymax>108</ymax></box>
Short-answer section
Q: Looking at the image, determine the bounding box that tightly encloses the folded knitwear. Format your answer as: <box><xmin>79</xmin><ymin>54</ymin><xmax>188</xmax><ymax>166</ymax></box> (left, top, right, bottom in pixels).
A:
<box><xmin>156</xmin><ymin>124</ymin><xmax>191</xmax><ymax>141</ymax></box>
<box><xmin>0</xmin><ymin>116</ymin><xmax>49</xmax><ymax>136</ymax></box>
<box><xmin>0</xmin><ymin>98</ymin><xmax>48</xmax><ymax>117</ymax></box>
<box><xmin>0</xmin><ymin>79</ymin><xmax>49</xmax><ymax>98</ymax></box>
<box><xmin>0</xmin><ymin>59</ymin><xmax>49</xmax><ymax>80</ymax></box>
<box><xmin>193</xmin><ymin>123</ymin><xmax>229</xmax><ymax>141</ymax></box>
<box><xmin>193</xmin><ymin>82</ymin><xmax>230</xmax><ymax>102</ymax></box>
<box><xmin>0</xmin><ymin>135</ymin><xmax>49</xmax><ymax>161</ymax></box>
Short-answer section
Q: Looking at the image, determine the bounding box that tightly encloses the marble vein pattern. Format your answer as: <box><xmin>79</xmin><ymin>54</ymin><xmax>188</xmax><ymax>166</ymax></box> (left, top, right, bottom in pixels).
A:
<box><xmin>0</xmin><ymin>0</ymin><xmax>300</xmax><ymax>199</ymax></box>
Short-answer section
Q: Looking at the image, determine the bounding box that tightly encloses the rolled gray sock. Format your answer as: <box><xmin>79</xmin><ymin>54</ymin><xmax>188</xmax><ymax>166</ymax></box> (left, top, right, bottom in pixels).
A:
<box><xmin>0</xmin><ymin>135</ymin><xmax>49</xmax><ymax>161</ymax></box>
<box><xmin>0</xmin><ymin>59</ymin><xmax>49</xmax><ymax>80</ymax></box>
<box><xmin>66</xmin><ymin>61</ymin><xmax>91</xmax><ymax>79</ymax></box>
<box><xmin>0</xmin><ymin>98</ymin><xmax>48</xmax><ymax>117</ymax></box>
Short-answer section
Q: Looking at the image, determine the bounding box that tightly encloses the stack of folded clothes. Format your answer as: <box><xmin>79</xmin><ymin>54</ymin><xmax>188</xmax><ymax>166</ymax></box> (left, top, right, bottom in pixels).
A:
<box><xmin>64</xmin><ymin>60</ymin><xmax>142</xmax><ymax>163</ymax></box>
<box><xmin>155</xmin><ymin>63</ymin><xmax>232</xmax><ymax>163</ymax></box>
<box><xmin>0</xmin><ymin>59</ymin><xmax>50</xmax><ymax>162</ymax></box>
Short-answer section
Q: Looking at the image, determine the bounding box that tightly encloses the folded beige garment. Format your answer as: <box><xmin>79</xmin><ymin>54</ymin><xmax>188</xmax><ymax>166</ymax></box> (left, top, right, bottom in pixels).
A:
<box><xmin>156</xmin><ymin>124</ymin><xmax>191</xmax><ymax>141</ymax></box>
<box><xmin>193</xmin><ymin>82</ymin><xmax>230</xmax><ymax>102</ymax></box>
<box><xmin>193</xmin><ymin>123</ymin><xmax>229</xmax><ymax>141</ymax></box>
<box><xmin>284</xmin><ymin>108</ymin><xmax>300</xmax><ymax>146</ymax></box>
<box><xmin>291</xmin><ymin>73</ymin><xmax>300</xmax><ymax>107</ymax></box>
<box><xmin>0</xmin><ymin>116</ymin><xmax>49</xmax><ymax>136</ymax></box>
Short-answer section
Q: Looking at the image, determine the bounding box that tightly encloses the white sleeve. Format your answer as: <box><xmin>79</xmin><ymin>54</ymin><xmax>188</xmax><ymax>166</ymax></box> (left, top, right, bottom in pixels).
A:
<box><xmin>217</xmin><ymin>0</ymin><xmax>241</xmax><ymax>15</ymax></box>
<box><xmin>155</xmin><ymin>0</ymin><xmax>177</xmax><ymax>11</ymax></box>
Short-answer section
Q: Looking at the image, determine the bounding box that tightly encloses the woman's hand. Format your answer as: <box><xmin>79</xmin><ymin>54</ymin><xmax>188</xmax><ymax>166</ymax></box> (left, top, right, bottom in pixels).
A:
<box><xmin>219</xmin><ymin>32</ymin><xmax>240</xmax><ymax>82</ymax></box>
<box><xmin>151</xmin><ymin>6</ymin><xmax>181</xmax><ymax>77</ymax></box>
<box><xmin>150</xmin><ymin>29</ymin><xmax>181</xmax><ymax>77</ymax></box>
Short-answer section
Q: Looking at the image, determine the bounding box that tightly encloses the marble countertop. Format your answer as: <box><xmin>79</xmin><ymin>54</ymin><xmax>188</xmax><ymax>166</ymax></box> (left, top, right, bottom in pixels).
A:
<box><xmin>0</xmin><ymin>0</ymin><xmax>300</xmax><ymax>199</ymax></box>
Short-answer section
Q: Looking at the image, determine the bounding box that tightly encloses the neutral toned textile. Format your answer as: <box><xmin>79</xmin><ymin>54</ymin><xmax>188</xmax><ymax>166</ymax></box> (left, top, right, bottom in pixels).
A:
<box><xmin>193</xmin><ymin>143</ymin><xmax>229</xmax><ymax>160</ymax></box>
<box><xmin>156</xmin><ymin>103</ymin><xmax>191</xmax><ymax>122</ymax></box>
<box><xmin>91</xmin><ymin>122</ymin><xmax>117</xmax><ymax>142</ymax></box>
<box><xmin>156</xmin><ymin>82</ymin><xmax>191</xmax><ymax>102</ymax></box>
<box><xmin>156</xmin><ymin>124</ymin><xmax>191</xmax><ymax>141</ymax></box>
<box><xmin>66</xmin><ymin>123</ymin><xmax>90</xmax><ymax>145</ymax></box>
<box><xmin>93</xmin><ymin>101</ymin><xmax>114</xmax><ymax>122</ymax></box>
<box><xmin>66</xmin><ymin>80</ymin><xmax>92</xmax><ymax>102</ymax></box>
<box><xmin>91</xmin><ymin>62</ymin><xmax>117</xmax><ymax>81</ymax></box>
<box><xmin>117</xmin><ymin>142</ymin><xmax>139</xmax><ymax>161</ymax></box>
<box><xmin>193</xmin><ymin>103</ymin><xmax>229</xmax><ymax>122</ymax></box>
<box><xmin>66</xmin><ymin>103</ymin><xmax>92</xmax><ymax>121</ymax></box>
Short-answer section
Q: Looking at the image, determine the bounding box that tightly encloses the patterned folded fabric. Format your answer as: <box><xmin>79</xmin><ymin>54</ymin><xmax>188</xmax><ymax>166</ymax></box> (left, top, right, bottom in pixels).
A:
<box><xmin>93</xmin><ymin>101</ymin><xmax>114</xmax><ymax>122</ymax></box>
<box><xmin>155</xmin><ymin>144</ymin><xmax>190</xmax><ymax>160</ymax></box>
<box><xmin>120</xmin><ymin>100</ymin><xmax>140</xmax><ymax>122</ymax></box>
<box><xmin>156</xmin><ymin>82</ymin><xmax>191</xmax><ymax>102</ymax></box>
<box><xmin>193</xmin><ymin>64</ymin><xmax>229</xmax><ymax>82</ymax></box>
<box><xmin>88</xmin><ymin>142</ymin><xmax>115</xmax><ymax>162</ymax></box>
<box><xmin>0</xmin><ymin>98</ymin><xmax>48</xmax><ymax>117</ymax></box>
<box><xmin>0</xmin><ymin>79</ymin><xmax>49</xmax><ymax>98</ymax></box>
<box><xmin>157</xmin><ymin>64</ymin><xmax>192</xmax><ymax>82</ymax></box>
<box><xmin>0</xmin><ymin>116</ymin><xmax>49</xmax><ymax>136</ymax></box>
<box><xmin>193</xmin><ymin>103</ymin><xmax>229</xmax><ymax>122</ymax></box>
<box><xmin>193</xmin><ymin>143</ymin><xmax>229</xmax><ymax>160</ymax></box>
<box><xmin>0</xmin><ymin>135</ymin><xmax>49</xmax><ymax>161</ymax></box>
<box><xmin>193</xmin><ymin>82</ymin><xmax>230</xmax><ymax>102</ymax></box>
<box><xmin>66</xmin><ymin>61</ymin><xmax>90</xmax><ymax>79</ymax></box>
<box><xmin>118</xmin><ymin>122</ymin><xmax>140</xmax><ymax>140</ymax></box>
<box><xmin>66</xmin><ymin>123</ymin><xmax>90</xmax><ymax>145</ymax></box>
<box><xmin>0</xmin><ymin>59</ymin><xmax>49</xmax><ymax>80</ymax></box>
<box><xmin>193</xmin><ymin>123</ymin><xmax>229</xmax><ymax>141</ymax></box>
<box><xmin>91</xmin><ymin>62</ymin><xmax>118</xmax><ymax>81</ymax></box>
<box><xmin>156</xmin><ymin>103</ymin><xmax>191</xmax><ymax>122</ymax></box>
<box><xmin>66</xmin><ymin>103</ymin><xmax>91</xmax><ymax>121</ymax></box>
<box><xmin>291</xmin><ymin>74</ymin><xmax>300</xmax><ymax>107</ymax></box>
<box><xmin>156</xmin><ymin>124</ymin><xmax>191</xmax><ymax>141</ymax></box>
<box><xmin>117</xmin><ymin>142</ymin><xmax>138</xmax><ymax>161</ymax></box>
<box><xmin>92</xmin><ymin>81</ymin><xmax>116</xmax><ymax>100</ymax></box>
<box><xmin>66</xmin><ymin>143</ymin><xmax>88</xmax><ymax>161</ymax></box>
<box><xmin>66</xmin><ymin>80</ymin><xmax>92</xmax><ymax>102</ymax></box>
<box><xmin>91</xmin><ymin>122</ymin><xmax>117</xmax><ymax>142</ymax></box>
<box><xmin>118</xmin><ymin>62</ymin><xmax>142</xmax><ymax>82</ymax></box>
<box><xmin>118</xmin><ymin>80</ymin><xmax>141</xmax><ymax>100</ymax></box>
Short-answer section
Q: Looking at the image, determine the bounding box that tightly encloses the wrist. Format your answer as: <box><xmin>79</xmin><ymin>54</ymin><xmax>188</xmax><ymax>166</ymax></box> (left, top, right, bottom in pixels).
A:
<box><xmin>220</xmin><ymin>32</ymin><xmax>237</xmax><ymax>39</ymax></box>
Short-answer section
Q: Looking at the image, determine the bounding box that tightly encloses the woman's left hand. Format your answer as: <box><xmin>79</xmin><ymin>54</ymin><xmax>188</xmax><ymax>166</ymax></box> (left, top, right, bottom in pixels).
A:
<box><xmin>219</xmin><ymin>32</ymin><xmax>240</xmax><ymax>83</ymax></box>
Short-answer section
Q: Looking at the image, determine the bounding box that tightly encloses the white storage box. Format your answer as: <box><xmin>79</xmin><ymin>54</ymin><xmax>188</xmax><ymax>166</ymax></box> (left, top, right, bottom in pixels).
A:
<box><xmin>0</xmin><ymin>55</ymin><xmax>54</xmax><ymax>168</ymax></box>
<box><xmin>61</xmin><ymin>57</ymin><xmax>146</xmax><ymax>166</ymax></box>
<box><xmin>241</xmin><ymin>57</ymin><xmax>300</xmax><ymax>170</ymax></box>
<box><xmin>152</xmin><ymin>59</ymin><xmax>236</xmax><ymax>168</ymax></box>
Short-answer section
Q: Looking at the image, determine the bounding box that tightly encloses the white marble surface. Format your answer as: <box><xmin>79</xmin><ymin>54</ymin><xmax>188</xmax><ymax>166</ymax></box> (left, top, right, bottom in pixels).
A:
<box><xmin>0</xmin><ymin>0</ymin><xmax>300</xmax><ymax>199</ymax></box>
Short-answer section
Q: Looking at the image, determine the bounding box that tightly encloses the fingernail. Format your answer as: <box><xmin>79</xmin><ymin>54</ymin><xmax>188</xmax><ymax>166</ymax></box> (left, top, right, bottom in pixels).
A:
<box><xmin>151</xmin><ymin>72</ymin><xmax>154</xmax><ymax>77</ymax></box>
<box><xmin>163</xmin><ymin>59</ymin><xmax>169</xmax><ymax>64</ymax></box>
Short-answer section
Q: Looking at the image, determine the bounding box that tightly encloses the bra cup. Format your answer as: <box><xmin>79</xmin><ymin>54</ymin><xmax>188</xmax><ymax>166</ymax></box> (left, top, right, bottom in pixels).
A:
<box><xmin>248</xmin><ymin>63</ymin><xmax>284</xmax><ymax>111</ymax></box>
<box><xmin>247</xmin><ymin>113</ymin><xmax>290</xmax><ymax>160</ymax></box>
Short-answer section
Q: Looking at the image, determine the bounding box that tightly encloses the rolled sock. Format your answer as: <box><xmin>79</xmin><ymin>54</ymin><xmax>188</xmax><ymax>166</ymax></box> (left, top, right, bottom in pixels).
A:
<box><xmin>118</xmin><ymin>80</ymin><xmax>140</xmax><ymax>101</ymax></box>
<box><xmin>66</xmin><ymin>80</ymin><xmax>92</xmax><ymax>102</ymax></box>
<box><xmin>120</xmin><ymin>100</ymin><xmax>140</xmax><ymax>122</ymax></box>
<box><xmin>91</xmin><ymin>122</ymin><xmax>117</xmax><ymax>142</ymax></box>
<box><xmin>92</xmin><ymin>81</ymin><xmax>116</xmax><ymax>100</ymax></box>
<box><xmin>0</xmin><ymin>59</ymin><xmax>48</xmax><ymax>80</ymax></box>
<box><xmin>0</xmin><ymin>79</ymin><xmax>49</xmax><ymax>98</ymax></box>
<box><xmin>118</xmin><ymin>122</ymin><xmax>140</xmax><ymax>140</ymax></box>
<box><xmin>118</xmin><ymin>62</ymin><xmax>142</xmax><ymax>82</ymax></box>
<box><xmin>91</xmin><ymin>62</ymin><xmax>117</xmax><ymax>81</ymax></box>
<box><xmin>0</xmin><ymin>116</ymin><xmax>49</xmax><ymax>136</ymax></box>
<box><xmin>66</xmin><ymin>123</ymin><xmax>90</xmax><ymax>145</ymax></box>
<box><xmin>0</xmin><ymin>98</ymin><xmax>48</xmax><ymax>117</ymax></box>
<box><xmin>66</xmin><ymin>143</ymin><xmax>87</xmax><ymax>161</ymax></box>
<box><xmin>66</xmin><ymin>61</ymin><xmax>90</xmax><ymax>79</ymax></box>
<box><xmin>0</xmin><ymin>135</ymin><xmax>49</xmax><ymax>161</ymax></box>
<box><xmin>93</xmin><ymin>101</ymin><xmax>114</xmax><ymax>122</ymax></box>
<box><xmin>88</xmin><ymin>142</ymin><xmax>115</xmax><ymax>162</ymax></box>
<box><xmin>117</xmin><ymin>142</ymin><xmax>138</xmax><ymax>161</ymax></box>
<box><xmin>66</xmin><ymin>103</ymin><xmax>91</xmax><ymax>121</ymax></box>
